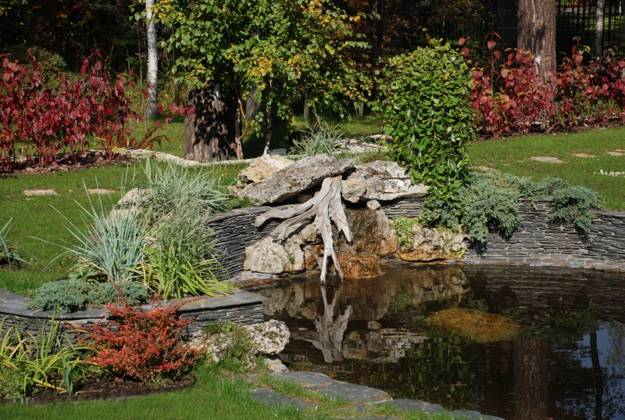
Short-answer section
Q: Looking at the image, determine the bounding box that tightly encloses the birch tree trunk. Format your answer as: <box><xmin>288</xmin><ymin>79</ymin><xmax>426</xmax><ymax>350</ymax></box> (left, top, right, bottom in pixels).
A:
<box><xmin>145</xmin><ymin>0</ymin><xmax>158</xmax><ymax>119</ymax></box>
<box><xmin>517</xmin><ymin>0</ymin><xmax>557</xmax><ymax>81</ymax></box>
<box><xmin>595</xmin><ymin>0</ymin><xmax>606</xmax><ymax>57</ymax></box>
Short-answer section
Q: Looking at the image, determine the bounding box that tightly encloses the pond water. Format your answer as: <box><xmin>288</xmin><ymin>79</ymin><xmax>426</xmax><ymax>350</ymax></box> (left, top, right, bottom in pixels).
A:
<box><xmin>257</xmin><ymin>264</ymin><xmax>625</xmax><ymax>420</ymax></box>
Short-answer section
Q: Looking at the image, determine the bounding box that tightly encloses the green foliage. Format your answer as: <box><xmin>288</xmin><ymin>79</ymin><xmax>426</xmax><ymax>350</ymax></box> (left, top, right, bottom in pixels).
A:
<box><xmin>0</xmin><ymin>322</ymin><xmax>93</xmax><ymax>400</ymax></box>
<box><xmin>291</xmin><ymin>119</ymin><xmax>342</xmax><ymax>157</ymax></box>
<box><xmin>380</xmin><ymin>40</ymin><xmax>475</xmax><ymax>223</ymax></box>
<box><xmin>0</xmin><ymin>219</ymin><xmax>24</xmax><ymax>266</ymax></box>
<box><xmin>549</xmin><ymin>186</ymin><xmax>600</xmax><ymax>237</ymax></box>
<box><xmin>142</xmin><ymin>207</ymin><xmax>232</xmax><ymax>300</ymax></box>
<box><xmin>58</xmin><ymin>199</ymin><xmax>147</xmax><ymax>283</ymax></box>
<box><xmin>31</xmin><ymin>279</ymin><xmax>149</xmax><ymax>313</ymax></box>
<box><xmin>204</xmin><ymin>322</ymin><xmax>255</xmax><ymax>372</ymax></box>
<box><xmin>157</xmin><ymin>0</ymin><xmax>370</xmax><ymax>139</ymax></box>
<box><xmin>391</xmin><ymin>217</ymin><xmax>419</xmax><ymax>250</ymax></box>
<box><xmin>458</xmin><ymin>174</ymin><xmax>522</xmax><ymax>244</ymax></box>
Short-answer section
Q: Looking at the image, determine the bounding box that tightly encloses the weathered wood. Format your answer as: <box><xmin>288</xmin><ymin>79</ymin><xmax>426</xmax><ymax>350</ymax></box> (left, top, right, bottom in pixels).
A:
<box><xmin>517</xmin><ymin>0</ymin><xmax>557</xmax><ymax>80</ymax></box>
<box><xmin>255</xmin><ymin>176</ymin><xmax>352</xmax><ymax>283</ymax></box>
<box><xmin>310</xmin><ymin>285</ymin><xmax>352</xmax><ymax>363</ymax></box>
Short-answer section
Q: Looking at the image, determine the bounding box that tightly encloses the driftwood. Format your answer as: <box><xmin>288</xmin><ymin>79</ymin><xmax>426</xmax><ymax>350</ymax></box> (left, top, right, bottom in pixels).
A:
<box><xmin>311</xmin><ymin>284</ymin><xmax>352</xmax><ymax>363</ymax></box>
<box><xmin>255</xmin><ymin>176</ymin><xmax>352</xmax><ymax>283</ymax></box>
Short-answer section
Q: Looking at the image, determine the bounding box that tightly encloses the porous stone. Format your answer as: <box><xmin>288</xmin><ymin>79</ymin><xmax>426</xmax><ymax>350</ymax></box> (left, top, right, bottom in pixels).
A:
<box><xmin>529</xmin><ymin>156</ymin><xmax>563</xmax><ymax>164</ymax></box>
<box><xmin>265</xmin><ymin>358</ymin><xmax>289</xmax><ymax>373</ymax></box>
<box><xmin>23</xmin><ymin>189</ymin><xmax>57</xmax><ymax>197</ymax></box>
<box><xmin>244</xmin><ymin>237</ymin><xmax>295</xmax><ymax>274</ymax></box>
<box><xmin>341</xmin><ymin>161</ymin><xmax>428</xmax><ymax>203</ymax></box>
<box><xmin>338</xmin><ymin>254</ymin><xmax>381</xmax><ymax>279</ymax></box>
<box><xmin>238</xmin><ymin>154</ymin><xmax>293</xmax><ymax>184</ymax></box>
<box><xmin>397</xmin><ymin>224</ymin><xmax>466</xmax><ymax>262</ymax></box>
<box><xmin>239</xmin><ymin>155</ymin><xmax>354</xmax><ymax>205</ymax></box>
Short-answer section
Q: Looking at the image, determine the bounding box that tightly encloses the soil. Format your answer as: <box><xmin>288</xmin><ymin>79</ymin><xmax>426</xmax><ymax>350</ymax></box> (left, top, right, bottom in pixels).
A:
<box><xmin>0</xmin><ymin>151</ymin><xmax>131</xmax><ymax>176</ymax></box>
<box><xmin>2</xmin><ymin>375</ymin><xmax>196</xmax><ymax>405</ymax></box>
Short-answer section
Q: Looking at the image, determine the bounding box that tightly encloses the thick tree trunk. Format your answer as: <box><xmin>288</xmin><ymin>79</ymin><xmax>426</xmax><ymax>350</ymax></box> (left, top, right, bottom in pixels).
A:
<box><xmin>517</xmin><ymin>0</ymin><xmax>557</xmax><ymax>80</ymax></box>
<box><xmin>595</xmin><ymin>0</ymin><xmax>606</xmax><ymax>57</ymax></box>
<box><xmin>145</xmin><ymin>0</ymin><xmax>158</xmax><ymax>119</ymax></box>
<box><xmin>184</xmin><ymin>86</ymin><xmax>242</xmax><ymax>161</ymax></box>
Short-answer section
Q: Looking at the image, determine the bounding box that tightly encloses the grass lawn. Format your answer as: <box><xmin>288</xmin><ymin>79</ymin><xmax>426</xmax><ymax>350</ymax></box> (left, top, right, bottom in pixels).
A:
<box><xmin>468</xmin><ymin>127</ymin><xmax>625</xmax><ymax>210</ymax></box>
<box><xmin>0</xmin><ymin>162</ymin><xmax>242</xmax><ymax>295</ymax></box>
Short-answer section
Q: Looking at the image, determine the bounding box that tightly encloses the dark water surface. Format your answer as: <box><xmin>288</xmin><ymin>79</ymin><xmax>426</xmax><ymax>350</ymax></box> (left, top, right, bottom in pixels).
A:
<box><xmin>257</xmin><ymin>264</ymin><xmax>625</xmax><ymax>420</ymax></box>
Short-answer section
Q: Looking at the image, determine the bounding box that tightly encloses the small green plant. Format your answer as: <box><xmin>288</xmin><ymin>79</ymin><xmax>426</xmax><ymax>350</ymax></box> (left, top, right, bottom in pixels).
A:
<box><xmin>55</xmin><ymin>194</ymin><xmax>147</xmax><ymax>283</ymax></box>
<box><xmin>291</xmin><ymin>119</ymin><xmax>342</xmax><ymax>157</ymax></box>
<box><xmin>549</xmin><ymin>186</ymin><xmax>600</xmax><ymax>237</ymax></box>
<box><xmin>0</xmin><ymin>322</ymin><xmax>93</xmax><ymax>400</ymax></box>
<box><xmin>31</xmin><ymin>279</ymin><xmax>149</xmax><ymax>313</ymax></box>
<box><xmin>391</xmin><ymin>217</ymin><xmax>420</xmax><ymax>249</ymax></box>
<box><xmin>0</xmin><ymin>219</ymin><xmax>24</xmax><ymax>267</ymax></box>
<box><xmin>204</xmin><ymin>322</ymin><xmax>255</xmax><ymax>372</ymax></box>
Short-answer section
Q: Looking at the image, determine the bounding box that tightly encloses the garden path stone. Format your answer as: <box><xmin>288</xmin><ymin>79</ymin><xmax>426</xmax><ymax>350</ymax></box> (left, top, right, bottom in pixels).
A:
<box><xmin>87</xmin><ymin>188</ymin><xmax>115</xmax><ymax>195</ymax></box>
<box><xmin>23</xmin><ymin>189</ymin><xmax>57</xmax><ymax>197</ymax></box>
<box><xmin>608</xmin><ymin>150</ymin><xmax>625</xmax><ymax>156</ymax></box>
<box><xmin>386</xmin><ymin>399</ymin><xmax>445</xmax><ymax>413</ymax></box>
<box><xmin>572</xmin><ymin>153</ymin><xmax>596</xmax><ymax>158</ymax></box>
<box><xmin>250</xmin><ymin>387</ymin><xmax>315</xmax><ymax>410</ymax></box>
<box><xmin>271</xmin><ymin>371</ymin><xmax>336</xmax><ymax>388</ymax></box>
<box><xmin>529</xmin><ymin>156</ymin><xmax>563</xmax><ymax>164</ymax></box>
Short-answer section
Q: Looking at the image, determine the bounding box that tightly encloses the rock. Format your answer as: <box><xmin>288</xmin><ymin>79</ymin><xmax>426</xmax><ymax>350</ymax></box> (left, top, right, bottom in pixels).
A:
<box><xmin>368</xmin><ymin>321</ymin><xmax>381</xmax><ymax>330</ymax></box>
<box><xmin>238</xmin><ymin>154</ymin><xmax>293</xmax><ymax>184</ymax></box>
<box><xmin>245</xmin><ymin>319</ymin><xmax>290</xmax><ymax>355</ymax></box>
<box><xmin>341</xmin><ymin>161</ymin><xmax>428</xmax><ymax>203</ymax></box>
<box><xmin>367</xmin><ymin>200</ymin><xmax>381</xmax><ymax>210</ymax></box>
<box><xmin>303</xmin><ymin>244</ymin><xmax>323</xmax><ymax>270</ymax></box>
<box><xmin>265</xmin><ymin>358</ymin><xmax>289</xmax><ymax>373</ymax></box>
<box><xmin>397</xmin><ymin>224</ymin><xmax>465</xmax><ymax>262</ymax></box>
<box><xmin>250</xmin><ymin>388</ymin><xmax>314</xmax><ymax>410</ymax></box>
<box><xmin>338</xmin><ymin>254</ymin><xmax>381</xmax><ymax>279</ymax></box>
<box><xmin>116</xmin><ymin>187</ymin><xmax>148</xmax><ymax>209</ymax></box>
<box><xmin>244</xmin><ymin>237</ymin><xmax>296</xmax><ymax>274</ymax></box>
<box><xmin>387</xmin><ymin>399</ymin><xmax>445</xmax><ymax>413</ymax></box>
<box><xmin>239</xmin><ymin>155</ymin><xmax>354</xmax><ymax>205</ymax></box>
<box><xmin>23</xmin><ymin>189</ymin><xmax>57</xmax><ymax>197</ymax></box>
<box><xmin>339</xmin><ymin>208</ymin><xmax>397</xmax><ymax>257</ymax></box>
<box><xmin>529</xmin><ymin>156</ymin><xmax>563</xmax><ymax>164</ymax></box>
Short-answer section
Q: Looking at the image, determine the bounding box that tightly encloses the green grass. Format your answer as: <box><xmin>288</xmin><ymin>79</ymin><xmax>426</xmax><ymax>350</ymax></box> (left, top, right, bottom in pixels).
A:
<box><xmin>132</xmin><ymin>120</ymin><xmax>186</xmax><ymax>157</ymax></box>
<box><xmin>468</xmin><ymin>127</ymin><xmax>625</xmax><ymax>210</ymax></box>
<box><xmin>0</xmin><ymin>366</ymin><xmax>312</xmax><ymax>420</ymax></box>
<box><xmin>293</xmin><ymin>114</ymin><xmax>384</xmax><ymax>138</ymax></box>
<box><xmin>0</xmin><ymin>162</ymin><xmax>242</xmax><ymax>295</ymax></box>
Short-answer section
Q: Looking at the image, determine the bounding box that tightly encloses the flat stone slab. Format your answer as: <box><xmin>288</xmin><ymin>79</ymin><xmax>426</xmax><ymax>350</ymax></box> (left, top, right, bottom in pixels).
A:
<box><xmin>386</xmin><ymin>399</ymin><xmax>445</xmax><ymax>413</ymax></box>
<box><xmin>529</xmin><ymin>156</ymin><xmax>563</xmax><ymax>164</ymax></box>
<box><xmin>250</xmin><ymin>387</ymin><xmax>315</xmax><ymax>410</ymax></box>
<box><xmin>176</xmin><ymin>290</ymin><xmax>264</xmax><ymax>312</ymax></box>
<box><xmin>608</xmin><ymin>150</ymin><xmax>625</xmax><ymax>156</ymax></box>
<box><xmin>271</xmin><ymin>371</ymin><xmax>390</xmax><ymax>404</ymax></box>
<box><xmin>23</xmin><ymin>189</ymin><xmax>57</xmax><ymax>197</ymax></box>
<box><xmin>572</xmin><ymin>153</ymin><xmax>595</xmax><ymax>158</ymax></box>
<box><xmin>240</xmin><ymin>155</ymin><xmax>354</xmax><ymax>205</ymax></box>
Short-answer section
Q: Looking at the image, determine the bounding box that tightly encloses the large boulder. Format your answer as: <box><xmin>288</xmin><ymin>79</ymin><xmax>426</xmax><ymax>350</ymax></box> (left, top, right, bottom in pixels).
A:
<box><xmin>239</xmin><ymin>155</ymin><xmax>354</xmax><ymax>205</ymax></box>
<box><xmin>341</xmin><ymin>161</ymin><xmax>428</xmax><ymax>203</ymax></box>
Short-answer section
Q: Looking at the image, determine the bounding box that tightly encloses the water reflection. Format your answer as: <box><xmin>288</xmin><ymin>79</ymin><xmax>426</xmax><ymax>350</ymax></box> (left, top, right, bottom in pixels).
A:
<box><xmin>257</xmin><ymin>264</ymin><xmax>625</xmax><ymax>419</ymax></box>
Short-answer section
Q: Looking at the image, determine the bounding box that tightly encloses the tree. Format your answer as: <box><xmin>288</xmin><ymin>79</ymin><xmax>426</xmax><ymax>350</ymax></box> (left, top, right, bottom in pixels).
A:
<box><xmin>145</xmin><ymin>0</ymin><xmax>158</xmax><ymax>119</ymax></box>
<box><xmin>517</xmin><ymin>0</ymin><xmax>557</xmax><ymax>80</ymax></box>
<box><xmin>156</xmin><ymin>0</ymin><xmax>369</xmax><ymax>161</ymax></box>
<box><xmin>595</xmin><ymin>0</ymin><xmax>606</xmax><ymax>57</ymax></box>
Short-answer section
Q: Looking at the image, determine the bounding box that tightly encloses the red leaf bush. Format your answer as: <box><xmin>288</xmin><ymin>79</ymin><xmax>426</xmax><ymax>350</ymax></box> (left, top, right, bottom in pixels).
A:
<box><xmin>468</xmin><ymin>38</ymin><xmax>625</xmax><ymax>138</ymax></box>
<box><xmin>0</xmin><ymin>51</ymin><xmax>137</xmax><ymax>171</ymax></box>
<box><xmin>88</xmin><ymin>304</ymin><xmax>199</xmax><ymax>382</ymax></box>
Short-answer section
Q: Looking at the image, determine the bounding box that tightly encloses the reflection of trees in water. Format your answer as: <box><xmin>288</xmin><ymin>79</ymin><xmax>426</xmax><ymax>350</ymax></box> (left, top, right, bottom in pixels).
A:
<box><xmin>402</xmin><ymin>332</ymin><xmax>480</xmax><ymax>409</ymax></box>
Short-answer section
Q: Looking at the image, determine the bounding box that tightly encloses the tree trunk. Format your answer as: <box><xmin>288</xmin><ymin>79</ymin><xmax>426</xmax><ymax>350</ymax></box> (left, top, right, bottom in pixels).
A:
<box><xmin>595</xmin><ymin>0</ymin><xmax>606</xmax><ymax>57</ymax></box>
<box><xmin>145</xmin><ymin>0</ymin><xmax>158</xmax><ymax>119</ymax></box>
<box><xmin>512</xmin><ymin>337</ymin><xmax>550</xmax><ymax>420</ymax></box>
<box><xmin>517</xmin><ymin>0</ymin><xmax>557</xmax><ymax>80</ymax></box>
<box><xmin>184</xmin><ymin>86</ymin><xmax>241</xmax><ymax>161</ymax></box>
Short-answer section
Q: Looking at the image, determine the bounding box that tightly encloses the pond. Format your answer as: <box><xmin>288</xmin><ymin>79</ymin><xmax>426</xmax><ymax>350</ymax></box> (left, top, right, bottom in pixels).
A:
<box><xmin>257</xmin><ymin>264</ymin><xmax>625</xmax><ymax>420</ymax></box>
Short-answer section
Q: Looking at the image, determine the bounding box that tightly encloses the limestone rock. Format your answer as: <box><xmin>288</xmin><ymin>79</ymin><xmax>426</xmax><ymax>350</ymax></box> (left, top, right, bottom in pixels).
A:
<box><xmin>265</xmin><ymin>358</ymin><xmax>289</xmax><ymax>373</ymax></box>
<box><xmin>397</xmin><ymin>224</ymin><xmax>466</xmax><ymax>262</ymax></box>
<box><xmin>341</xmin><ymin>161</ymin><xmax>428</xmax><ymax>203</ymax></box>
<box><xmin>339</xmin><ymin>208</ymin><xmax>397</xmax><ymax>257</ymax></box>
<box><xmin>244</xmin><ymin>237</ymin><xmax>294</xmax><ymax>274</ymax></box>
<box><xmin>238</xmin><ymin>154</ymin><xmax>293</xmax><ymax>184</ymax></box>
<box><xmin>240</xmin><ymin>155</ymin><xmax>354</xmax><ymax>205</ymax></box>
<box><xmin>338</xmin><ymin>254</ymin><xmax>381</xmax><ymax>279</ymax></box>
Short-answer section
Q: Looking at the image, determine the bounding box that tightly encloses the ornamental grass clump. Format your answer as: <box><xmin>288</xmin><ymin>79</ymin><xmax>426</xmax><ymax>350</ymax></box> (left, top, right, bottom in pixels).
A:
<box><xmin>0</xmin><ymin>322</ymin><xmax>94</xmax><ymax>400</ymax></box>
<box><xmin>291</xmin><ymin>119</ymin><xmax>342</xmax><ymax>157</ymax></box>
<box><xmin>0</xmin><ymin>219</ymin><xmax>24</xmax><ymax>267</ymax></box>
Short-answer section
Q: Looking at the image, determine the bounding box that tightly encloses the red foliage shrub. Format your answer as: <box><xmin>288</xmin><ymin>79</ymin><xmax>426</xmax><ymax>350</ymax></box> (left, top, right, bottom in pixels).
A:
<box><xmin>0</xmin><ymin>51</ymin><xmax>137</xmax><ymax>170</ymax></box>
<box><xmin>88</xmin><ymin>304</ymin><xmax>198</xmax><ymax>382</ymax></box>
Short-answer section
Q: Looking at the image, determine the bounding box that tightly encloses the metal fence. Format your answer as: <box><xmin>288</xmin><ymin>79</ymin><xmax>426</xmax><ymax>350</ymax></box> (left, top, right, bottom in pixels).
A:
<box><xmin>558</xmin><ymin>0</ymin><xmax>625</xmax><ymax>53</ymax></box>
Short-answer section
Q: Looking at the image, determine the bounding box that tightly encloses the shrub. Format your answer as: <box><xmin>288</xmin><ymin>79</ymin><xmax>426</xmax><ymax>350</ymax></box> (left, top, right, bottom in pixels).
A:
<box><xmin>31</xmin><ymin>279</ymin><xmax>149</xmax><ymax>313</ymax></box>
<box><xmin>0</xmin><ymin>322</ymin><xmax>93</xmax><ymax>400</ymax></box>
<box><xmin>380</xmin><ymin>40</ymin><xmax>475</xmax><ymax>192</ymax></box>
<box><xmin>549</xmin><ymin>186</ymin><xmax>600</xmax><ymax>237</ymax></box>
<box><xmin>58</xmin><ymin>196</ymin><xmax>147</xmax><ymax>283</ymax></box>
<box><xmin>0</xmin><ymin>52</ymin><xmax>137</xmax><ymax>171</ymax></box>
<box><xmin>391</xmin><ymin>217</ymin><xmax>420</xmax><ymax>250</ymax></box>
<box><xmin>88</xmin><ymin>304</ymin><xmax>198</xmax><ymax>382</ymax></box>
<box><xmin>291</xmin><ymin>119</ymin><xmax>342</xmax><ymax>157</ymax></box>
<box><xmin>0</xmin><ymin>219</ymin><xmax>24</xmax><ymax>266</ymax></box>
